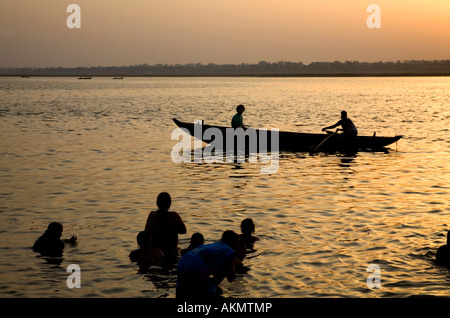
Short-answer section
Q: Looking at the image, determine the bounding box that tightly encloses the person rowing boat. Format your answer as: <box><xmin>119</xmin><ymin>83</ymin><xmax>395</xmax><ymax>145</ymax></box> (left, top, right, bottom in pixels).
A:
<box><xmin>322</xmin><ymin>110</ymin><xmax>358</xmax><ymax>140</ymax></box>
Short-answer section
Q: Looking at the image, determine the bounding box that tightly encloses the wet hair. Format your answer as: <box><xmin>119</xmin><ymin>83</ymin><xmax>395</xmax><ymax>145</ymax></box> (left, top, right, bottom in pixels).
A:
<box><xmin>189</xmin><ymin>232</ymin><xmax>204</xmax><ymax>248</ymax></box>
<box><xmin>221</xmin><ymin>230</ymin><xmax>239</xmax><ymax>250</ymax></box>
<box><xmin>137</xmin><ymin>231</ymin><xmax>152</xmax><ymax>248</ymax></box>
<box><xmin>156</xmin><ymin>192</ymin><xmax>171</xmax><ymax>211</ymax></box>
<box><xmin>236</xmin><ymin>104</ymin><xmax>245</xmax><ymax>112</ymax></box>
<box><xmin>241</xmin><ymin>218</ymin><xmax>255</xmax><ymax>235</ymax></box>
<box><xmin>45</xmin><ymin>222</ymin><xmax>63</xmax><ymax>237</ymax></box>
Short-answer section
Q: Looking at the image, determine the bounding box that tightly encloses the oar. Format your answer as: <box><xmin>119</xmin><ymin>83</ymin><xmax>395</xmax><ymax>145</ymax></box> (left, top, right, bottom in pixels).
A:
<box><xmin>309</xmin><ymin>130</ymin><xmax>338</xmax><ymax>155</ymax></box>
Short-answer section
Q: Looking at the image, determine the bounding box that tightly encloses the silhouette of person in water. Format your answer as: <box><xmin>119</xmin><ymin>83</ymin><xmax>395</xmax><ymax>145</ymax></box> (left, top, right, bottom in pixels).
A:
<box><xmin>181</xmin><ymin>232</ymin><xmax>204</xmax><ymax>256</ymax></box>
<box><xmin>436</xmin><ymin>230</ymin><xmax>450</xmax><ymax>267</ymax></box>
<box><xmin>144</xmin><ymin>192</ymin><xmax>187</xmax><ymax>261</ymax></box>
<box><xmin>33</xmin><ymin>222</ymin><xmax>77</xmax><ymax>257</ymax></box>
<box><xmin>239</xmin><ymin>218</ymin><xmax>259</xmax><ymax>251</ymax></box>
<box><xmin>231</xmin><ymin>104</ymin><xmax>246</xmax><ymax>129</ymax></box>
<box><xmin>322</xmin><ymin>111</ymin><xmax>358</xmax><ymax>139</ymax></box>
<box><xmin>176</xmin><ymin>230</ymin><xmax>239</xmax><ymax>299</ymax></box>
<box><xmin>129</xmin><ymin>231</ymin><xmax>164</xmax><ymax>268</ymax></box>
<box><xmin>235</xmin><ymin>218</ymin><xmax>259</xmax><ymax>273</ymax></box>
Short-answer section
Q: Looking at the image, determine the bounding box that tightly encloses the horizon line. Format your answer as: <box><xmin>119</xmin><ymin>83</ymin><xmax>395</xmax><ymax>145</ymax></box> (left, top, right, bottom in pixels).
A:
<box><xmin>2</xmin><ymin>59</ymin><xmax>450</xmax><ymax>70</ymax></box>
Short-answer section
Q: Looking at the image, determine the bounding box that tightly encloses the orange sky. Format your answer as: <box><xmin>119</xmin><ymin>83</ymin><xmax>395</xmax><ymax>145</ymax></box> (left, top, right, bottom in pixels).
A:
<box><xmin>0</xmin><ymin>0</ymin><xmax>449</xmax><ymax>67</ymax></box>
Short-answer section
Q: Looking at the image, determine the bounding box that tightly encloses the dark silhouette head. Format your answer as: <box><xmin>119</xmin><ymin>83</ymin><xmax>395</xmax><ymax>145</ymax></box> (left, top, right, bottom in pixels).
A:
<box><xmin>447</xmin><ymin>230</ymin><xmax>450</xmax><ymax>245</ymax></box>
<box><xmin>45</xmin><ymin>222</ymin><xmax>63</xmax><ymax>238</ymax></box>
<box><xmin>236</xmin><ymin>104</ymin><xmax>245</xmax><ymax>114</ymax></box>
<box><xmin>189</xmin><ymin>232</ymin><xmax>204</xmax><ymax>248</ymax></box>
<box><xmin>341</xmin><ymin>111</ymin><xmax>348</xmax><ymax>119</ymax></box>
<box><xmin>221</xmin><ymin>230</ymin><xmax>239</xmax><ymax>250</ymax></box>
<box><xmin>156</xmin><ymin>192</ymin><xmax>171</xmax><ymax>211</ymax></box>
<box><xmin>241</xmin><ymin>218</ymin><xmax>255</xmax><ymax>236</ymax></box>
<box><xmin>137</xmin><ymin>231</ymin><xmax>152</xmax><ymax>249</ymax></box>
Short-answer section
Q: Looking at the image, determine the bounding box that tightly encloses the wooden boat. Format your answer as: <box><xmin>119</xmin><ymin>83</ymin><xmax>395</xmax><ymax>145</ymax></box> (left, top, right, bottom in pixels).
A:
<box><xmin>173</xmin><ymin>118</ymin><xmax>402</xmax><ymax>153</ymax></box>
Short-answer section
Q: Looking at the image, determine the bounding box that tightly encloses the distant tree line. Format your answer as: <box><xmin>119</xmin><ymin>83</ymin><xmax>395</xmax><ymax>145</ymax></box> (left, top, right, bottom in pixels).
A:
<box><xmin>2</xmin><ymin>60</ymin><xmax>450</xmax><ymax>77</ymax></box>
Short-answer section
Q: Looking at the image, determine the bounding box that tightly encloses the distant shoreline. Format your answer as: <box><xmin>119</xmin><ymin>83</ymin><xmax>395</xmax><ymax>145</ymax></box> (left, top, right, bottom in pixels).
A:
<box><xmin>2</xmin><ymin>73</ymin><xmax>449</xmax><ymax>78</ymax></box>
<box><xmin>2</xmin><ymin>60</ymin><xmax>449</xmax><ymax>78</ymax></box>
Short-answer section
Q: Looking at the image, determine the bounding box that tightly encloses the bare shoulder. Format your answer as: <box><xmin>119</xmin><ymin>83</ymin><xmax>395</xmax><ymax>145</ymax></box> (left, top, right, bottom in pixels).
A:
<box><xmin>169</xmin><ymin>210</ymin><xmax>182</xmax><ymax>218</ymax></box>
<box><xmin>147</xmin><ymin>210</ymin><xmax>158</xmax><ymax>219</ymax></box>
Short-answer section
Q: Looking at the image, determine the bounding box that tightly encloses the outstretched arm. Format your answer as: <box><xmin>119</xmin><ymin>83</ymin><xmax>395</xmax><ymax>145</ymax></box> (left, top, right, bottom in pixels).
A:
<box><xmin>322</xmin><ymin>120</ymin><xmax>341</xmax><ymax>131</ymax></box>
<box><xmin>62</xmin><ymin>234</ymin><xmax>78</xmax><ymax>244</ymax></box>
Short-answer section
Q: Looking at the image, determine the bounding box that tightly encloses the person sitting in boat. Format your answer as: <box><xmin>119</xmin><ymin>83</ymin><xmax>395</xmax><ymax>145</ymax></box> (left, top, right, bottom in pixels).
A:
<box><xmin>231</xmin><ymin>104</ymin><xmax>246</xmax><ymax>129</ymax></box>
<box><xmin>322</xmin><ymin>111</ymin><xmax>358</xmax><ymax>139</ymax></box>
<box><xmin>436</xmin><ymin>230</ymin><xmax>450</xmax><ymax>267</ymax></box>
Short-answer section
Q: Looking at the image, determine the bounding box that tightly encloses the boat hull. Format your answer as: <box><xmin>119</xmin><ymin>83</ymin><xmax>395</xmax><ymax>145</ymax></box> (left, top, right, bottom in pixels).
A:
<box><xmin>172</xmin><ymin>119</ymin><xmax>402</xmax><ymax>153</ymax></box>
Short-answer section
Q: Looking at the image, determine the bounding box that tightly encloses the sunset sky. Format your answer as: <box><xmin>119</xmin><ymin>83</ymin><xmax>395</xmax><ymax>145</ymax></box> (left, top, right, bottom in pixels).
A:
<box><xmin>1</xmin><ymin>0</ymin><xmax>449</xmax><ymax>67</ymax></box>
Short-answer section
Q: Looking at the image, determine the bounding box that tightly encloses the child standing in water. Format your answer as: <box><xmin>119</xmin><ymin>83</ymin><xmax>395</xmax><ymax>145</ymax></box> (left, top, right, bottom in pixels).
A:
<box><xmin>129</xmin><ymin>231</ymin><xmax>164</xmax><ymax>267</ymax></box>
<box><xmin>239</xmin><ymin>218</ymin><xmax>259</xmax><ymax>251</ymax></box>
<box><xmin>235</xmin><ymin>218</ymin><xmax>259</xmax><ymax>273</ymax></box>
<box><xmin>181</xmin><ymin>232</ymin><xmax>205</xmax><ymax>256</ymax></box>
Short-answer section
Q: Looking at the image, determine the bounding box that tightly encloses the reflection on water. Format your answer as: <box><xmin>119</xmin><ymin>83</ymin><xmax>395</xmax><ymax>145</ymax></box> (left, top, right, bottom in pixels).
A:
<box><xmin>0</xmin><ymin>77</ymin><xmax>449</xmax><ymax>298</ymax></box>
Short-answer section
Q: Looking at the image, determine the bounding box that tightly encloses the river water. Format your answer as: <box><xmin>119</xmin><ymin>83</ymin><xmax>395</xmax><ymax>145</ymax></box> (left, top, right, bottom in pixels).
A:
<box><xmin>0</xmin><ymin>76</ymin><xmax>449</xmax><ymax>298</ymax></box>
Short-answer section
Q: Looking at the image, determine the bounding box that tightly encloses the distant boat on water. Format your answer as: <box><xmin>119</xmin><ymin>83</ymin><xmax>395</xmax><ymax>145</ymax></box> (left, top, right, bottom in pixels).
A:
<box><xmin>113</xmin><ymin>77</ymin><xmax>124</xmax><ymax>79</ymax></box>
<box><xmin>78</xmin><ymin>76</ymin><xmax>92</xmax><ymax>79</ymax></box>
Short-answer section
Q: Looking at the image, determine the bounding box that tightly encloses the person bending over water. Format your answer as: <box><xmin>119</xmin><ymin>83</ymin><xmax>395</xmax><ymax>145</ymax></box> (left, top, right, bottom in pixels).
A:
<box><xmin>33</xmin><ymin>222</ymin><xmax>77</xmax><ymax>257</ymax></box>
<box><xmin>129</xmin><ymin>231</ymin><xmax>164</xmax><ymax>268</ymax></box>
<box><xmin>176</xmin><ymin>230</ymin><xmax>239</xmax><ymax>299</ymax></box>
<box><xmin>436</xmin><ymin>230</ymin><xmax>450</xmax><ymax>267</ymax></box>
<box><xmin>145</xmin><ymin>192</ymin><xmax>186</xmax><ymax>261</ymax></box>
